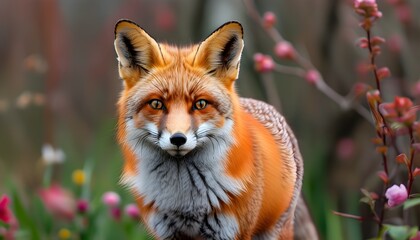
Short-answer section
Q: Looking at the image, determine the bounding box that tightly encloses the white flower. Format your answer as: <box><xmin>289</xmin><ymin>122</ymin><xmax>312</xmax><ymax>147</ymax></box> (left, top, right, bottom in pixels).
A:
<box><xmin>42</xmin><ymin>144</ymin><xmax>65</xmax><ymax>164</ymax></box>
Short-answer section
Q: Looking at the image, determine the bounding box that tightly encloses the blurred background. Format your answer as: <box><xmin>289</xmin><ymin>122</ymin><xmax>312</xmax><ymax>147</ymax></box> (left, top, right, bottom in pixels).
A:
<box><xmin>1</xmin><ymin>0</ymin><xmax>420</xmax><ymax>239</ymax></box>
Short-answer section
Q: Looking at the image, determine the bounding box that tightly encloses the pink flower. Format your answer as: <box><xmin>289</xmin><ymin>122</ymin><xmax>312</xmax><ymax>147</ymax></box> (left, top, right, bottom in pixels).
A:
<box><xmin>274</xmin><ymin>41</ymin><xmax>295</xmax><ymax>59</ymax></box>
<box><xmin>385</xmin><ymin>184</ymin><xmax>408</xmax><ymax>207</ymax></box>
<box><xmin>263</xmin><ymin>11</ymin><xmax>276</xmax><ymax>28</ymax></box>
<box><xmin>39</xmin><ymin>184</ymin><xmax>76</xmax><ymax>220</ymax></box>
<box><xmin>124</xmin><ymin>204</ymin><xmax>140</xmax><ymax>220</ymax></box>
<box><xmin>102</xmin><ymin>192</ymin><xmax>120</xmax><ymax>207</ymax></box>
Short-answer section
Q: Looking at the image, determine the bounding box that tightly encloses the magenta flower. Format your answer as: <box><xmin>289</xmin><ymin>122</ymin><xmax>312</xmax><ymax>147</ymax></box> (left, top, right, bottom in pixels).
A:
<box><xmin>0</xmin><ymin>195</ymin><xmax>12</xmax><ymax>223</ymax></box>
<box><xmin>385</xmin><ymin>184</ymin><xmax>408</xmax><ymax>207</ymax></box>
<box><xmin>39</xmin><ymin>184</ymin><xmax>76</xmax><ymax>220</ymax></box>
<box><xmin>76</xmin><ymin>199</ymin><xmax>89</xmax><ymax>214</ymax></box>
<box><xmin>124</xmin><ymin>204</ymin><xmax>140</xmax><ymax>220</ymax></box>
<box><xmin>0</xmin><ymin>195</ymin><xmax>19</xmax><ymax>239</ymax></box>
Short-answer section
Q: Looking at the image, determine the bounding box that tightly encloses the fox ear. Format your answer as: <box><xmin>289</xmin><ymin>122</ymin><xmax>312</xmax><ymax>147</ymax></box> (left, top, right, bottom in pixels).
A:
<box><xmin>194</xmin><ymin>22</ymin><xmax>244</xmax><ymax>84</ymax></box>
<box><xmin>114</xmin><ymin>20</ymin><xmax>165</xmax><ymax>88</ymax></box>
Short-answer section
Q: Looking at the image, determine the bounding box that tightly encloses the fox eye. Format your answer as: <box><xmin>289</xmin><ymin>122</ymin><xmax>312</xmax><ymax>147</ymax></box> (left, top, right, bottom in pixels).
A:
<box><xmin>194</xmin><ymin>99</ymin><xmax>207</xmax><ymax>110</ymax></box>
<box><xmin>149</xmin><ymin>99</ymin><xmax>164</xmax><ymax>110</ymax></box>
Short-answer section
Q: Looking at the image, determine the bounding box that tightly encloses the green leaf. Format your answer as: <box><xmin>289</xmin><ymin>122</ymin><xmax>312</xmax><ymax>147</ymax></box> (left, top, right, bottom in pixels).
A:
<box><xmin>403</xmin><ymin>198</ymin><xmax>420</xmax><ymax>210</ymax></box>
<box><xmin>360</xmin><ymin>188</ymin><xmax>371</xmax><ymax>198</ymax></box>
<box><xmin>10</xmin><ymin>189</ymin><xmax>42</xmax><ymax>240</ymax></box>
<box><xmin>384</xmin><ymin>224</ymin><xmax>418</xmax><ymax>240</ymax></box>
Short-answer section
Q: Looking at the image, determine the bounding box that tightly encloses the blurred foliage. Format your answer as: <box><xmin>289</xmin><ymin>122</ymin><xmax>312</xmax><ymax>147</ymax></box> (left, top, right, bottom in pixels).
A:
<box><xmin>1</xmin><ymin>0</ymin><xmax>420</xmax><ymax>239</ymax></box>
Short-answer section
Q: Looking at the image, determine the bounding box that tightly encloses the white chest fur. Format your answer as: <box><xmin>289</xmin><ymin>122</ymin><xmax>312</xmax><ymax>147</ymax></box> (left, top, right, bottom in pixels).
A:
<box><xmin>122</xmin><ymin>120</ymin><xmax>244</xmax><ymax>239</ymax></box>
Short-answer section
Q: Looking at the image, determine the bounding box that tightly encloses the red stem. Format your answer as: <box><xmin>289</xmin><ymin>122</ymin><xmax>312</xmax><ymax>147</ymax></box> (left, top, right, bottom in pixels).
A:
<box><xmin>332</xmin><ymin>211</ymin><xmax>365</xmax><ymax>222</ymax></box>
<box><xmin>366</xmin><ymin>27</ymin><xmax>390</xmax><ymax>236</ymax></box>
<box><xmin>407</xmin><ymin>127</ymin><xmax>415</xmax><ymax>196</ymax></box>
<box><xmin>366</xmin><ymin>30</ymin><xmax>381</xmax><ymax>93</ymax></box>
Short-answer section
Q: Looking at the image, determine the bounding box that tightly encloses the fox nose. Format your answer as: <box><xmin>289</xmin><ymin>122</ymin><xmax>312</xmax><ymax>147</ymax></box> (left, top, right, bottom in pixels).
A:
<box><xmin>170</xmin><ymin>132</ymin><xmax>187</xmax><ymax>147</ymax></box>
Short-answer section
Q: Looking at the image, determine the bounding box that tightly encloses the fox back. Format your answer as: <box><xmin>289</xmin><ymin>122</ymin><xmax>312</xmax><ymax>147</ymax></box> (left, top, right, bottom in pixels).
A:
<box><xmin>114</xmin><ymin>20</ymin><xmax>317</xmax><ymax>240</ymax></box>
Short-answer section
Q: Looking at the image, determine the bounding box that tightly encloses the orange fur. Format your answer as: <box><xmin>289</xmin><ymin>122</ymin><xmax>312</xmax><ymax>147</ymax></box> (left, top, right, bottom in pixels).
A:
<box><xmin>114</xmin><ymin>20</ymin><xmax>310</xmax><ymax>239</ymax></box>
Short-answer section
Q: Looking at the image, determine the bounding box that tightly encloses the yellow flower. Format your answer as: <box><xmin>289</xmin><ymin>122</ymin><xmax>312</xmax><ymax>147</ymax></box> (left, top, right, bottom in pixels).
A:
<box><xmin>72</xmin><ymin>169</ymin><xmax>85</xmax><ymax>186</ymax></box>
<box><xmin>58</xmin><ymin>228</ymin><xmax>71</xmax><ymax>239</ymax></box>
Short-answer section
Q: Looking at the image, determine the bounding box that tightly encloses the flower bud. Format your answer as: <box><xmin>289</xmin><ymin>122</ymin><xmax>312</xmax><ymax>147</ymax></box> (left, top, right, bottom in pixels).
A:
<box><xmin>254</xmin><ymin>54</ymin><xmax>275</xmax><ymax>73</ymax></box>
<box><xmin>358</xmin><ymin>38</ymin><xmax>369</xmax><ymax>48</ymax></box>
<box><xmin>413</xmin><ymin>168</ymin><xmax>420</xmax><ymax>178</ymax></box>
<box><xmin>304</xmin><ymin>70</ymin><xmax>320</xmax><ymax>85</ymax></box>
<box><xmin>274</xmin><ymin>41</ymin><xmax>295</xmax><ymax>59</ymax></box>
<box><xmin>377</xmin><ymin>171</ymin><xmax>389</xmax><ymax>184</ymax></box>
<box><xmin>370</xmin><ymin>36</ymin><xmax>385</xmax><ymax>46</ymax></box>
<box><xmin>396</xmin><ymin>153</ymin><xmax>408</xmax><ymax>165</ymax></box>
<box><xmin>377</xmin><ymin>67</ymin><xmax>391</xmax><ymax>80</ymax></box>
<box><xmin>375</xmin><ymin>146</ymin><xmax>387</xmax><ymax>154</ymax></box>
<box><xmin>263</xmin><ymin>11</ymin><xmax>276</xmax><ymax>28</ymax></box>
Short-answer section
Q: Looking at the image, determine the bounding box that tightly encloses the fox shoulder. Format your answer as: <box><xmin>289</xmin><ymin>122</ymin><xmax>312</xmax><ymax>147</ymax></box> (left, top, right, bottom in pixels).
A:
<box><xmin>240</xmin><ymin>98</ymin><xmax>318</xmax><ymax>240</ymax></box>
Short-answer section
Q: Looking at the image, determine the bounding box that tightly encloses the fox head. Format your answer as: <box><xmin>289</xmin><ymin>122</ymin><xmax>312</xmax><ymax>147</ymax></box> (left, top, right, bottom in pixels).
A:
<box><xmin>114</xmin><ymin>20</ymin><xmax>244</xmax><ymax>159</ymax></box>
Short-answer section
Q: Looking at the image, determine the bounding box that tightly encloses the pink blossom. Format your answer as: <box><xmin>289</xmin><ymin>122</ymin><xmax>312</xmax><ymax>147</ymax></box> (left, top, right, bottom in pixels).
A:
<box><xmin>263</xmin><ymin>11</ymin><xmax>276</xmax><ymax>28</ymax></box>
<box><xmin>124</xmin><ymin>204</ymin><xmax>140</xmax><ymax>220</ymax></box>
<box><xmin>39</xmin><ymin>184</ymin><xmax>76</xmax><ymax>220</ymax></box>
<box><xmin>385</xmin><ymin>184</ymin><xmax>408</xmax><ymax>207</ymax></box>
<box><xmin>304</xmin><ymin>70</ymin><xmax>320</xmax><ymax>85</ymax></box>
<box><xmin>274</xmin><ymin>41</ymin><xmax>295</xmax><ymax>59</ymax></box>
<box><xmin>102</xmin><ymin>192</ymin><xmax>120</xmax><ymax>207</ymax></box>
<box><xmin>253</xmin><ymin>53</ymin><xmax>275</xmax><ymax>73</ymax></box>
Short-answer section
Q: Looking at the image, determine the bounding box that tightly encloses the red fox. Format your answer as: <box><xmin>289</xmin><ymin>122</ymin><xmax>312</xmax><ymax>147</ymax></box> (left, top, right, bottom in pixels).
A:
<box><xmin>114</xmin><ymin>20</ymin><xmax>317</xmax><ymax>239</ymax></box>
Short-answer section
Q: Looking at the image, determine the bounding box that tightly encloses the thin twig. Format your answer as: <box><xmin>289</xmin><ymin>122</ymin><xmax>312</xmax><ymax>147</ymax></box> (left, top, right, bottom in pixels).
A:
<box><xmin>243</xmin><ymin>0</ymin><xmax>372</xmax><ymax>123</ymax></box>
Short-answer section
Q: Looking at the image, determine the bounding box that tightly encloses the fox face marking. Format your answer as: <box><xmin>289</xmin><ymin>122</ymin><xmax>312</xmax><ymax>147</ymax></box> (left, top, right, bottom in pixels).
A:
<box><xmin>122</xmin><ymin>68</ymin><xmax>234</xmax><ymax>158</ymax></box>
